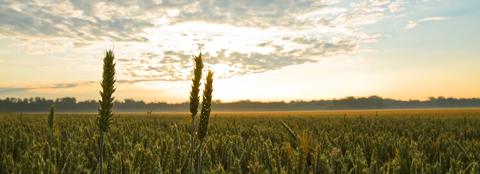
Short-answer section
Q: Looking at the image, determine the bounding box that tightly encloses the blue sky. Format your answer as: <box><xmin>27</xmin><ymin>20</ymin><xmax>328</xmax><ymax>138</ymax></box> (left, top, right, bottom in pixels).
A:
<box><xmin>0</xmin><ymin>0</ymin><xmax>479</xmax><ymax>102</ymax></box>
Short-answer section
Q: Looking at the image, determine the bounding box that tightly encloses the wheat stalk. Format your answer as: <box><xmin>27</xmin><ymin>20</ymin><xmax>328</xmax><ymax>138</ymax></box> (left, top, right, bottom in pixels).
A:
<box><xmin>197</xmin><ymin>70</ymin><xmax>214</xmax><ymax>174</ymax></box>
<box><xmin>48</xmin><ymin>104</ymin><xmax>54</xmax><ymax>129</ymax></box>
<box><xmin>280</xmin><ymin>120</ymin><xmax>299</xmax><ymax>148</ymax></box>
<box><xmin>97</xmin><ymin>50</ymin><xmax>116</xmax><ymax>174</ymax></box>
<box><xmin>197</xmin><ymin>70</ymin><xmax>214</xmax><ymax>141</ymax></box>
<box><xmin>47</xmin><ymin>104</ymin><xmax>55</xmax><ymax>144</ymax></box>
<box><xmin>189</xmin><ymin>53</ymin><xmax>203</xmax><ymax>174</ymax></box>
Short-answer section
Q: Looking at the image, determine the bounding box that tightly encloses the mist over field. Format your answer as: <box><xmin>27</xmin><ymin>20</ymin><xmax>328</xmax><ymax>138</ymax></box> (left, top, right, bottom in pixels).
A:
<box><xmin>1</xmin><ymin>96</ymin><xmax>480</xmax><ymax>112</ymax></box>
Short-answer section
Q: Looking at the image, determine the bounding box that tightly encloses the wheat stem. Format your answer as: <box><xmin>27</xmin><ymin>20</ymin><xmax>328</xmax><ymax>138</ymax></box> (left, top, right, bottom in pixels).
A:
<box><xmin>189</xmin><ymin>53</ymin><xmax>203</xmax><ymax>174</ymax></box>
<box><xmin>48</xmin><ymin>104</ymin><xmax>55</xmax><ymax>143</ymax></box>
<box><xmin>197</xmin><ymin>70</ymin><xmax>214</xmax><ymax>174</ymax></box>
<box><xmin>97</xmin><ymin>50</ymin><xmax>116</xmax><ymax>174</ymax></box>
<box><xmin>48</xmin><ymin>104</ymin><xmax>54</xmax><ymax>129</ymax></box>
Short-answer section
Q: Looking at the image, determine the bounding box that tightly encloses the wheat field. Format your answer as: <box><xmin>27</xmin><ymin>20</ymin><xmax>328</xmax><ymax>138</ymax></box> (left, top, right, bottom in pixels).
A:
<box><xmin>1</xmin><ymin>109</ymin><xmax>479</xmax><ymax>173</ymax></box>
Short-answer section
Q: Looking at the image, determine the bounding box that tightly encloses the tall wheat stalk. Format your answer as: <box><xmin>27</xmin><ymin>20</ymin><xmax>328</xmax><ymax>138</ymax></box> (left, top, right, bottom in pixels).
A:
<box><xmin>197</xmin><ymin>70</ymin><xmax>214</xmax><ymax>174</ymax></box>
<box><xmin>48</xmin><ymin>104</ymin><xmax>55</xmax><ymax>143</ymax></box>
<box><xmin>189</xmin><ymin>53</ymin><xmax>203</xmax><ymax>173</ymax></box>
<box><xmin>97</xmin><ymin>50</ymin><xmax>116</xmax><ymax>174</ymax></box>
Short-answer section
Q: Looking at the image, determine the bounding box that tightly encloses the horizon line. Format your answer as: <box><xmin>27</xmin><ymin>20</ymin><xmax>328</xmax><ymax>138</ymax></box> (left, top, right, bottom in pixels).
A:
<box><xmin>2</xmin><ymin>95</ymin><xmax>480</xmax><ymax>104</ymax></box>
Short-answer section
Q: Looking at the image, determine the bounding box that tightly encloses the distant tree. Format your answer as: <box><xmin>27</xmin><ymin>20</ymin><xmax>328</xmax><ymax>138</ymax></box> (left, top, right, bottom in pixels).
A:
<box><xmin>1</xmin><ymin>95</ymin><xmax>480</xmax><ymax>112</ymax></box>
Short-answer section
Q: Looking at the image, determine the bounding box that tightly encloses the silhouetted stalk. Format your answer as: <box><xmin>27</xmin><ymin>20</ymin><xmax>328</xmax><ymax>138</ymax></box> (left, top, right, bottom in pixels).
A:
<box><xmin>48</xmin><ymin>104</ymin><xmax>55</xmax><ymax>143</ymax></box>
<box><xmin>197</xmin><ymin>70</ymin><xmax>214</xmax><ymax>174</ymax></box>
<box><xmin>97</xmin><ymin>50</ymin><xmax>116</xmax><ymax>174</ymax></box>
<box><xmin>189</xmin><ymin>53</ymin><xmax>203</xmax><ymax>174</ymax></box>
<box><xmin>48</xmin><ymin>105</ymin><xmax>54</xmax><ymax>129</ymax></box>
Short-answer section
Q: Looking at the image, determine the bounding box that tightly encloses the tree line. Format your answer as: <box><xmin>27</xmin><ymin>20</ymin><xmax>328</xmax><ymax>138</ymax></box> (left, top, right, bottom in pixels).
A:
<box><xmin>1</xmin><ymin>96</ymin><xmax>479</xmax><ymax>112</ymax></box>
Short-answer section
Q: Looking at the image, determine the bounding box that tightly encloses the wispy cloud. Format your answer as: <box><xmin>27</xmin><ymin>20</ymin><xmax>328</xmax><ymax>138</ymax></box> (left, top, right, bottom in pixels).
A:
<box><xmin>405</xmin><ymin>20</ymin><xmax>418</xmax><ymax>30</ymax></box>
<box><xmin>405</xmin><ymin>16</ymin><xmax>447</xmax><ymax>30</ymax></box>
<box><xmin>419</xmin><ymin>16</ymin><xmax>446</xmax><ymax>22</ymax></box>
<box><xmin>0</xmin><ymin>88</ymin><xmax>29</xmax><ymax>93</ymax></box>
<box><xmin>0</xmin><ymin>0</ymin><xmax>426</xmax><ymax>82</ymax></box>
<box><xmin>0</xmin><ymin>81</ymin><xmax>97</xmax><ymax>94</ymax></box>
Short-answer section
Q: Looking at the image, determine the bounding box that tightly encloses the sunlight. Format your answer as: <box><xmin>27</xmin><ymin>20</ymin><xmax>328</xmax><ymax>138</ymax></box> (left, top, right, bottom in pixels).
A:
<box><xmin>208</xmin><ymin>63</ymin><xmax>231</xmax><ymax>79</ymax></box>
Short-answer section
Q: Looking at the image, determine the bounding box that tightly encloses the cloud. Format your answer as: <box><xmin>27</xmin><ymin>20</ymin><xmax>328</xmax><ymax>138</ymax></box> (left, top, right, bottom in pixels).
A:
<box><xmin>405</xmin><ymin>20</ymin><xmax>418</xmax><ymax>30</ymax></box>
<box><xmin>389</xmin><ymin>0</ymin><xmax>406</xmax><ymax>13</ymax></box>
<box><xmin>405</xmin><ymin>16</ymin><xmax>446</xmax><ymax>30</ymax></box>
<box><xmin>419</xmin><ymin>16</ymin><xmax>446</xmax><ymax>22</ymax></box>
<box><xmin>169</xmin><ymin>0</ymin><xmax>346</xmax><ymax>28</ymax></box>
<box><xmin>0</xmin><ymin>88</ymin><xmax>29</xmax><ymax>93</ymax></box>
<box><xmin>118</xmin><ymin>38</ymin><xmax>358</xmax><ymax>80</ymax></box>
<box><xmin>0</xmin><ymin>81</ymin><xmax>97</xmax><ymax>93</ymax></box>
<box><xmin>50</xmin><ymin>81</ymin><xmax>97</xmax><ymax>88</ymax></box>
<box><xmin>0</xmin><ymin>1</ymin><xmax>153</xmax><ymax>41</ymax></box>
<box><xmin>0</xmin><ymin>0</ymin><xmax>421</xmax><ymax>82</ymax></box>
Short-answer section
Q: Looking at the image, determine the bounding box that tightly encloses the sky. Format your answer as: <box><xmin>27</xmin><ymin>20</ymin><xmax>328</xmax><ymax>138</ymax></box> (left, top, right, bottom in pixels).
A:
<box><xmin>0</xmin><ymin>0</ymin><xmax>479</xmax><ymax>103</ymax></box>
